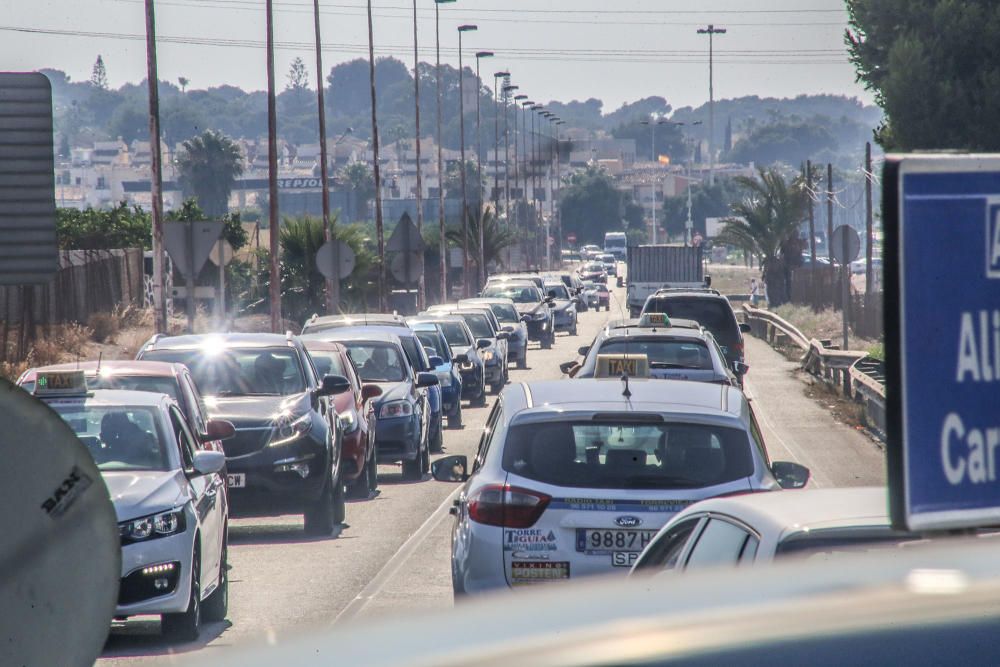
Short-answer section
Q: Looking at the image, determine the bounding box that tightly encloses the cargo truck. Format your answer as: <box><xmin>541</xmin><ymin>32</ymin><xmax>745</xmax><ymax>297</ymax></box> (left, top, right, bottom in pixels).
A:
<box><xmin>625</xmin><ymin>244</ymin><xmax>707</xmax><ymax>316</ymax></box>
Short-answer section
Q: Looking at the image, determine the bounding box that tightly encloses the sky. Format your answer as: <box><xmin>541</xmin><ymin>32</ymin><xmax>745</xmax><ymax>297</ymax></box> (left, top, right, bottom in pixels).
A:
<box><xmin>3</xmin><ymin>0</ymin><xmax>871</xmax><ymax>113</ymax></box>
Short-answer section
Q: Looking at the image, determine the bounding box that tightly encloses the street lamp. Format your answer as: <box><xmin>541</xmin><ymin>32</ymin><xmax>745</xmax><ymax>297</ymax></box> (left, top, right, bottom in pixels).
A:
<box><xmin>641</xmin><ymin>116</ymin><xmax>669</xmax><ymax>245</ymax></box>
<box><xmin>502</xmin><ymin>82</ymin><xmax>518</xmax><ymax>248</ymax></box>
<box><xmin>473</xmin><ymin>50</ymin><xmax>493</xmax><ymax>287</ymax></box>
<box><xmin>520</xmin><ymin>99</ymin><xmax>534</xmax><ymax>266</ymax></box>
<box><xmin>697</xmin><ymin>24</ymin><xmax>727</xmax><ymax>186</ymax></box>
<box><xmin>530</xmin><ymin>104</ymin><xmax>545</xmax><ymax>269</ymax></box>
<box><xmin>434</xmin><ymin>0</ymin><xmax>456</xmax><ymax>303</ymax></box>
<box><xmin>457</xmin><ymin>23</ymin><xmax>477</xmax><ymax>296</ymax></box>
<box><xmin>493</xmin><ymin>70</ymin><xmax>509</xmax><ymax>216</ymax></box>
<box><xmin>513</xmin><ymin>93</ymin><xmax>528</xmax><ymax>264</ymax></box>
<box><xmin>411</xmin><ymin>0</ymin><xmax>425</xmax><ymax>308</ymax></box>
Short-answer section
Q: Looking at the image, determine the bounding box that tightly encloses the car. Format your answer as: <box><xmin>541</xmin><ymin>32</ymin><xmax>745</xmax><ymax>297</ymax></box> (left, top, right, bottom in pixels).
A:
<box><xmin>560</xmin><ymin>249</ymin><xmax>581</xmax><ymax>263</ymax></box>
<box><xmin>542</xmin><ymin>272</ymin><xmax>588</xmax><ymax>312</ymax></box>
<box><xmin>542</xmin><ymin>281</ymin><xmax>579</xmax><ymax>336</ymax></box>
<box><xmin>640</xmin><ymin>289</ymin><xmax>752</xmax><ymax>370</ymax></box>
<box><xmin>408</xmin><ymin>321</ymin><xmax>465</xmax><ymax>429</ymax></box>
<box><xmin>431</xmin><ymin>377</ymin><xmax>809</xmax><ymax>595</ymax></box>
<box><xmin>485</xmin><ymin>273</ymin><xmax>546</xmax><ymax>293</ymax></box>
<box><xmin>580</xmin><ymin>244</ymin><xmax>602</xmax><ymax>260</ymax></box>
<box><xmin>578</xmin><ymin>262</ymin><xmax>607</xmax><ymax>284</ymax></box>
<box><xmin>409</xmin><ymin>315</ymin><xmax>488</xmax><ymax>407</ymax></box>
<box><xmin>566</xmin><ymin>313</ymin><xmax>742</xmax><ymax>385</ymax></box>
<box><xmin>308</xmin><ymin>324</ymin><xmax>445</xmax><ymax>454</ymax></box>
<box><xmin>307</xmin><ymin>329</ymin><xmax>438</xmax><ymax>480</ymax></box>
<box><xmin>31</xmin><ymin>372</ymin><xmax>231</xmax><ymax>641</ymax></box>
<box><xmin>594</xmin><ymin>282</ymin><xmax>611</xmax><ymax>311</ymax></box>
<box><xmin>18</xmin><ymin>360</ymin><xmax>228</xmax><ymax>457</ymax></box>
<box><xmin>461</xmin><ymin>297</ymin><xmax>530</xmax><ymax>370</ymax></box>
<box><xmin>300</xmin><ymin>340</ymin><xmax>379</xmax><ymax>499</ymax></box>
<box><xmin>479</xmin><ymin>280</ymin><xmax>556</xmax><ymax>349</ymax></box>
<box><xmin>851</xmin><ymin>256</ymin><xmax>882</xmax><ymax>274</ymax></box>
<box><xmin>300</xmin><ymin>313</ymin><xmax>408</xmax><ymax>335</ymax></box>
<box><xmin>580</xmin><ymin>281</ymin><xmax>600</xmax><ymax>310</ymax></box>
<box><xmin>597</xmin><ymin>253</ymin><xmax>618</xmax><ymax>277</ymax></box>
<box><xmin>424</xmin><ymin>306</ymin><xmax>510</xmax><ymax>394</ymax></box>
<box><xmin>137</xmin><ymin>333</ymin><xmax>352</xmax><ymax>535</ymax></box>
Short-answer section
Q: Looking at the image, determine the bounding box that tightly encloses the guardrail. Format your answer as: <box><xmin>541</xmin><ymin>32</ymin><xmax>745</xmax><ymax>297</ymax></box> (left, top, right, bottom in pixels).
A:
<box><xmin>741</xmin><ymin>304</ymin><xmax>886</xmax><ymax>440</ymax></box>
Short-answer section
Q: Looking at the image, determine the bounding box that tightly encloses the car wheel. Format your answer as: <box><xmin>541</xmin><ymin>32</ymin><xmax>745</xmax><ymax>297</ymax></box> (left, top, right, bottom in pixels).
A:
<box><xmin>430</xmin><ymin>415</ymin><xmax>444</xmax><ymax>452</ymax></box>
<box><xmin>162</xmin><ymin>545</ymin><xmax>201</xmax><ymax>641</ymax></box>
<box><xmin>303</xmin><ymin>474</ymin><xmax>337</xmax><ymax>536</ymax></box>
<box><xmin>517</xmin><ymin>350</ymin><xmax>527</xmax><ymax>370</ymax></box>
<box><xmin>402</xmin><ymin>448</ymin><xmax>423</xmax><ymax>481</ymax></box>
<box><xmin>473</xmin><ymin>387</ymin><xmax>487</xmax><ymax>406</ymax></box>
<box><xmin>541</xmin><ymin>333</ymin><xmax>552</xmax><ymax>349</ymax></box>
<box><xmin>571</xmin><ymin>320</ymin><xmax>578</xmax><ymax>336</ymax></box>
<box><xmin>202</xmin><ymin>532</ymin><xmax>228</xmax><ymax>622</ymax></box>
<box><xmin>332</xmin><ymin>472</ymin><xmax>346</xmax><ymax>524</ymax></box>
<box><xmin>368</xmin><ymin>443</ymin><xmax>379</xmax><ymax>492</ymax></box>
<box><xmin>448</xmin><ymin>401</ymin><xmax>463</xmax><ymax>429</ymax></box>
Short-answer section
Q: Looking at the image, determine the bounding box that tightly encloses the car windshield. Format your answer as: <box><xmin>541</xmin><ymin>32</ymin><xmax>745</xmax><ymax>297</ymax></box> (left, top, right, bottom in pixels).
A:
<box><xmin>435</xmin><ymin>321</ymin><xmax>473</xmax><ymax>347</ymax></box>
<box><xmin>486</xmin><ymin>303</ymin><xmax>519</xmax><ymax>323</ymax></box>
<box><xmin>457</xmin><ymin>313</ymin><xmax>493</xmax><ymax>339</ymax></box>
<box><xmin>643</xmin><ymin>298</ymin><xmax>739</xmax><ymax>349</ymax></box>
<box><xmin>416</xmin><ymin>330</ymin><xmax>448</xmax><ymax>359</ymax></box>
<box><xmin>482</xmin><ymin>284</ymin><xmax>541</xmax><ymax>304</ymax></box>
<box><xmin>502</xmin><ymin>421</ymin><xmax>754</xmax><ymax>489</ymax></box>
<box><xmin>142</xmin><ymin>348</ymin><xmax>307</xmax><ymax>397</ymax></box>
<box><xmin>49</xmin><ymin>404</ymin><xmax>169</xmax><ymax>472</ymax></box>
<box><xmin>344</xmin><ymin>343</ymin><xmax>407</xmax><ymax>383</ymax></box>
<box><xmin>545</xmin><ymin>284</ymin><xmax>570</xmax><ymax>300</ymax></box>
<box><xmin>597</xmin><ymin>339</ymin><xmax>714</xmax><ymax>370</ymax></box>
<box><xmin>303</xmin><ymin>347</ymin><xmax>348</xmax><ymax>379</ymax></box>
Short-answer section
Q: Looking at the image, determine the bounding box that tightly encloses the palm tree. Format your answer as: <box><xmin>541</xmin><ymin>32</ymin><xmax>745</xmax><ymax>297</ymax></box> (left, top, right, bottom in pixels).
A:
<box><xmin>446</xmin><ymin>207</ymin><xmax>517</xmax><ymax>280</ymax></box>
<box><xmin>176</xmin><ymin>130</ymin><xmax>245</xmax><ymax>218</ymax></box>
<box><xmin>717</xmin><ymin>167</ymin><xmax>808</xmax><ymax>306</ymax></box>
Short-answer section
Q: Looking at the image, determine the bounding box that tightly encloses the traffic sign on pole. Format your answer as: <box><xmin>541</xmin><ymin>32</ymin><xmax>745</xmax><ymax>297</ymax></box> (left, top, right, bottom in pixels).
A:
<box><xmin>316</xmin><ymin>240</ymin><xmax>356</xmax><ymax>281</ymax></box>
<box><xmin>163</xmin><ymin>221</ymin><xmax>225</xmax><ymax>280</ymax></box>
<box><xmin>386</xmin><ymin>212</ymin><xmax>426</xmax><ymax>253</ymax></box>
<box><xmin>831</xmin><ymin>224</ymin><xmax>861</xmax><ymax>265</ymax></box>
<box><xmin>884</xmin><ymin>155</ymin><xmax>1000</xmax><ymax>531</ymax></box>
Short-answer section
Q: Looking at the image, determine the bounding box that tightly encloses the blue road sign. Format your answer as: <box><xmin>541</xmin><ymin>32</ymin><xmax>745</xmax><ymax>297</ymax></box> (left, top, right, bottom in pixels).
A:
<box><xmin>885</xmin><ymin>156</ymin><xmax>1000</xmax><ymax>531</ymax></box>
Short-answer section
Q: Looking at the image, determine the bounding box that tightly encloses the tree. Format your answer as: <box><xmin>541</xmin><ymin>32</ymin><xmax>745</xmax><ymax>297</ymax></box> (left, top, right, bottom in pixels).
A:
<box><xmin>726</xmin><ymin>119</ymin><xmax>838</xmax><ymax>167</ymax></box>
<box><xmin>176</xmin><ymin>130</ymin><xmax>245</xmax><ymax>218</ymax></box>
<box><xmin>443</xmin><ymin>159</ymin><xmax>483</xmax><ymax>201</ymax></box>
<box><xmin>717</xmin><ymin>168</ymin><xmax>809</xmax><ymax>306</ymax></box>
<box><xmin>339</xmin><ymin>162</ymin><xmax>376</xmax><ymax>220</ymax></box>
<box><xmin>445</xmin><ymin>207</ymin><xmax>517</xmax><ymax>273</ymax></box>
<box><xmin>286</xmin><ymin>57</ymin><xmax>309</xmax><ymax>92</ymax></box>
<box><xmin>661</xmin><ymin>179</ymin><xmax>742</xmax><ymax>239</ymax></box>
<box><xmin>56</xmin><ymin>203</ymin><xmax>151</xmax><ymax>250</ymax></box>
<box><xmin>90</xmin><ymin>55</ymin><xmax>109</xmax><ymax>90</ymax></box>
<box><xmin>178</xmin><ymin>77</ymin><xmax>189</xmax><ymax>93</ymax></box>
<box><xmin>611</xmin><ymin>118</ymin><xmax>687</xmax><ymax>163</ymax></box>
<box><xmin>846</xmin><ymin>0</ymin><xmax>1000</xmax><ymax>151</ymax></box>
<box><xmin>109</xmin><ymin>102</ymin><xmax>148</xmax><ymax>144</ymax></box>
<box><xmin>559</xmin><ymin>164</ymin><xmax>637</xmax><ymax>245</ymax></box>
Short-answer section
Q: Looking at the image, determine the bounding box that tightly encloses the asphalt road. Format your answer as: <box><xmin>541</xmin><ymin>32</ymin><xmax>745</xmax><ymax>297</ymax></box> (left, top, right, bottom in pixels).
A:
<box><xmin>97</xmin><ymin>282</ymin><xmax>885</xmax><ymax>664</ymax></box>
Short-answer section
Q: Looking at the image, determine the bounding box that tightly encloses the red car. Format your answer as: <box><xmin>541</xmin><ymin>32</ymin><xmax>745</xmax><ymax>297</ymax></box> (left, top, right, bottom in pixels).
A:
<box><xmin>17</xmin><ymin>360</ymin><xmax>233</xmax><ymax>455</ymax></box>
<box><xmin>302</xmin><ymin>340</ymin><xmax>379</xmax><ymax>499</ymax></box>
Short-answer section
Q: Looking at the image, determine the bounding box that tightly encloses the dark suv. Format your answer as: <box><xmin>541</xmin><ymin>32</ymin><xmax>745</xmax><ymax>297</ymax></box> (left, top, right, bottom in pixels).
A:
<box><xmin>137</xmin><ymin>333</ymin><xmax>351</xmax><ymax>535</ymax></box>
<box><xmin>640</xmin><ymin>290</ymin><xmax>752</xmax><ymax>373</ymax></box>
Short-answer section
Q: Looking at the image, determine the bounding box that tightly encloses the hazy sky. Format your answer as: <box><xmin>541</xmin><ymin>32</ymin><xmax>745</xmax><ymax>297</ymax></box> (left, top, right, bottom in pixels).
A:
<box><xmin>4</xmin><ymin>0</ymin><xmax>869</xmax><ymax>112</ymax></box>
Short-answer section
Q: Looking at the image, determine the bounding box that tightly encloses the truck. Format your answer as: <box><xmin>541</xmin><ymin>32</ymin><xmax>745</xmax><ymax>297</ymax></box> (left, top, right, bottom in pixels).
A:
<box><xmin>625</xmin><ymin>244</ymin><xmax>706</xmax><ymax>316</ymax></box>
<box><xmin>603</xmin><ymin>232</ymin><xmax>628</xmax><ymax>260</ymax></box>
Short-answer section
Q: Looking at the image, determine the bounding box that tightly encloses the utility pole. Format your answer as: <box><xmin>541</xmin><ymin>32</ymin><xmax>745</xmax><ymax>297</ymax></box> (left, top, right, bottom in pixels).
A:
<box><xmin>493</xmin><ymin>71</ymin><xmax>508</xmax><ymax>216</ymax></box>
<box><xmin>697</xmin><ymin>24</ymin><xmax>726</xmax><ymax>187</ymax></box>
<box><xmin>864</xmin><ymin>142</ymin><xmax>874</xmax><ymax>295</ymax></box>
<box><xmin>502</xmin><ymin>83</ymin><xmax>517</xmax><ymax>267</ymax></box>
<box><xmin>474</xmin><ymin>51</ymin><xmax>493</xmax><ymax>288</ymax></box>
<box><xmin>367</xmin><ymin>0</ymin><xmax>386</xmax><ymax>310</ymax></box>
<box><xmin>827</xmin><ymin>162</ymin><xmax>835</xmax><ymax>300</ymax></box>
<box><xmin>807</xmin><ymin>159</ymin><xmax>816</xmax><ymax>266</ymax></box>
<box><xmin>434</xmin><ymin>0</ymin><xmax>452</xmax><ymax>304</ymax></box>
<box><xmin>313</xmin><ymin>0</ymin><xmax>337</xmax><ymax>314</ymax></box>
<box><xmin>266</xmin><ymin>0</ymin><xmax>282</xmax><ymax>332</ymax></box>
<box><xmin>457</xmin><ymin>24</ymin><xmax>478</xmax><ymax>297</ymax></box>
<box><xmin>143</xmin><ymin>0</ymin><xmax>166</xmax><ymax>333</ymax></box>
<box><xmin>411</xmin><ymin>0</ymin><xmax>425</xmax><ymax>308</ymax></box>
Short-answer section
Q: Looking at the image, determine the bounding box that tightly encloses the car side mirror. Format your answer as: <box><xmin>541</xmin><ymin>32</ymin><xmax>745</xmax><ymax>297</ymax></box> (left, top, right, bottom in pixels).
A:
<box><xmin>192</xmin><ymin>450</ymin><xmax>226</xmax><ymax>476</ymax></box>
<box><xmin>545</xmin><ymin>299</ymin><xmax>555</xmax><ymax>307</ymax></box>
<box><xmin>739</xmin><ymin>323</ymin><xmax>752</xmax><ymax>333</ymax></box>
<box><xmin>732</xmin><ymin>361</ymin><xmax>750</xmax><ymax>376</ymax></box>
<box><xmin>317</xmin><ymin>374</ymin><xmax>352</xmax><ymax>397</ymax></box>
<box><xmin>520</xmin><ymin>315</ymin><xmax>531</xmax><ymax>323</ymax></box>
<box><xmin>428</xmin><ymin>356</ymin><xmax>445</xmax><ymax>368</ymax></box>
<box><xmin>431</xmin><ymin>454</ymin><xmax>469</xmax><ymax>483</ymax></box>
<box><xmin>477</xmin><ymin>339</ymin><xmax>492</xmax><ymax>350</ymax></box>
<box><xmin>547</xmin><ymin>290</ymin><xmax>557</xmax><ymax>299</ymax></box>
<box><xmin>502</xmin><ymin>325</ymin><xmax>515</xmax><ymax>332</ymax></box>
<box><xmin>454</xmin><ymin>353</ymin><xmax>470</xmax><ymax>365</ymax></box>
<box><xmin>496</xmin><ymin>331</ymin><xmax>510</xmax><ymax>341</ymax></box>
<box><xmin>577</xmin><ymin>345</ymin><xmax>590</xmax><ymax>357</ymax></box>
<box><xmin>559</xmin><ymin>361</ymin><xmax>580</xmax><ymax>376</ymax></box>
<box><xmin>202</xmin><ymin>419</ymin><xmax>236</xmax><ymax>442</ymax></box>
<box><xmin>416</xmin><ymin>372</ymin><xmax>440</xmax><ymax>388</ymax></box>
<box><xmin>772</xmin><ymin>461</ymin><xmax>810</xmax><ymax>489</ymax></box>
<box><xmin>361</xmin><ymin>384</ymin><xmax>383</xmax><ymax>401</ymax></box>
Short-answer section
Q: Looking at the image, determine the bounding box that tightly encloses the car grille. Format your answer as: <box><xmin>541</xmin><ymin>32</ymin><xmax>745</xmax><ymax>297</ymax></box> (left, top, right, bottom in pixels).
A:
<box><xmin>224</xmin><ymin>426</ymin><xmax>273</xmax><ymax>458</ymax></box>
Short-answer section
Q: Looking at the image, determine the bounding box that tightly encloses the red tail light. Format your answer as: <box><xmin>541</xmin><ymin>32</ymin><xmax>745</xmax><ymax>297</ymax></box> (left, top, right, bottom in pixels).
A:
<box><xmin>467</xmin><ymin>484</ymin><xmax>551</xmax><ymax>528</ymax></box>
<box><xmin>733</xmin><ymin>342</ymin><xmax>744</xmax><ymax>358</ymax></box>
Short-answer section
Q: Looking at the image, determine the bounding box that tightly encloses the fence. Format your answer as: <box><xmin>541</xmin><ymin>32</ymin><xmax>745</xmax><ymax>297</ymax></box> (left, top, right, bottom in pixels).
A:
<box><xmin>790</xmin><ymin>267</ymin><xmax>883</xmax><ymax>340</ymax></box>
<box><xmin>0</xmin><ymin>249</ymin><xmax>144</xmax><ymax>362</ymax></box>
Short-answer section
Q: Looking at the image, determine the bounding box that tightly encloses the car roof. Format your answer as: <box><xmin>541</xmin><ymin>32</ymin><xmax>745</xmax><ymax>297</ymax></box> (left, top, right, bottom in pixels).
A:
<box><xmin>42</xmin><ymin>388</ymin><xmax>172</xmax><ymax>408</ymax></box>
<box><xmin>306</xmin><ymin>313</ymin><xmax>406</xmax><ymax>326</ymax></box>
<box><xmin>20</xmin><ymin>360</ymin><xmax>184</xmax><ymax>381</ymax></box>
<box><xmin>300</xmin><ymin>329</ymin><xmax>403</xmax><ymax>345</ymax></box>
<box><xmin>146</xmin><ymin>333</ymin><xmax>295</xmax><ymax>350</ymax></box>
<box><xmin>677</xmin><ymin>487</ymin><xmax>891</xmax><ymax>536</ymax></box>
<box><xmin>606</xmin><ymin>318</ymin><xmax>704</xmax><ymax>333</ymax></box>
<box><xmin>299</xmin><ymin>339</ymin><xmax>347</xmax><ymax>352</ymax></box>
<box><xmin>649</xmin><ymin>290</ymin><xmax>727</xmax><ymax>300</ymax></box>
<box><xmin>600</xmin><ymin>327</ymin><xmax>710</xmax><ymax>343</ymax></box>
<box><xmin>408</xmin><ymin>315</ymin><xmax>468</xmax><ymax>326</ymax></box>
<box><xmin>461</xmin><ymin>298</ymin><xmax>515</xmax><ymax>306</ymax></box>
<box><xmin>513</xmin><ymin>379</ymin><xmax>744</xmax><ymax>419</ymax></box>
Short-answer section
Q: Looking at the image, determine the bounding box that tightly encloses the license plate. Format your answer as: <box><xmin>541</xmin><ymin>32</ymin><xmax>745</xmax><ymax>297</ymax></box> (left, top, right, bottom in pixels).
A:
<box><xmin>511</xmin><ymin>562</ymin><xmax>570</xmax><ymax>585</ymax></box>
<box><xmin>576</xmin><ymin>529</ymin><xmax>657</xmax><ymax>554</ymax></box>
<box><xmin>227</xmin><ymin>473</ymin><xmax>246</xmax><ymax>488</ymax></box>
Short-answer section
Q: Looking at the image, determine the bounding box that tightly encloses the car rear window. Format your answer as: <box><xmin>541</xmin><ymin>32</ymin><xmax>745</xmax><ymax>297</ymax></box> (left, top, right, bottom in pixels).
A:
<box><xmin>545</xmin><ymin>284</ymin><xmax>570</xmax><ymax>300</ymax></box>
<box><xmin>416</xmin><ymin>330</ymin><xmax>448</xmax><ymax>359</ymax></box>
<box><xmin>643</xmin><ymin>298</ymin><xmax>739</xmax><ymax>348</ymax></box>
<box><xmin>487</xmin><ymin>303</ymin><xmax>519</xmax><ymax>323</ymax></box>
<box><xmin>597</xmin><ymin>339</ymin><xmax>713</xmax><ymax>370</ymax></box>
<box><xmin>458</xmin><ymin>313</ymin><xmax>493</xmax><ymax>339</ymax></box>
<box><xmin>437</xmin><ymin>322</ymin><xmax>473</xmax><ymax>347</ymax></box>
<box><xmin>502</xmin><ymin>421</ymin><xmax>754</xmax><ymax>489</ymax></box>
<box><xmin>304</xmin><ymin>347</ymin><xmax>348</xmax><ymax>378</ymax></box>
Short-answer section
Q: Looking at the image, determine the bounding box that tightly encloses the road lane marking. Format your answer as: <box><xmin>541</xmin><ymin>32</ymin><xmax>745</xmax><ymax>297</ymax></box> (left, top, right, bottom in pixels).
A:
<box><xmin>333</xmin><ymin>485</ymin><xmax>460</xmax><ymax>624</ymax></box>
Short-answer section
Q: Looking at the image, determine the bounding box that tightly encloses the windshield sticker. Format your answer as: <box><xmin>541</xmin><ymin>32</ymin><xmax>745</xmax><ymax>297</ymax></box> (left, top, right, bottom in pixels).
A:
<box><xmin>511</xmin><ymin>561</ymin><xmax>569</xmax><ymax>585</ymax></box>
<box><xmin>504</xmin><ymin>528</ymin><xmax>558</xmax><ymax>552</ymax></box>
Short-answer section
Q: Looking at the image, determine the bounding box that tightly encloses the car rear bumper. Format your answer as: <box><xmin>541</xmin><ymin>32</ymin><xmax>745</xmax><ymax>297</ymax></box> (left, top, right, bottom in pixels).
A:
<box><xmin>526</xmin><ymin>319</ymin><xmax>551</xmax><ymax>340</ymax></box>
<box><xmin>484</xmin><ymin>363</ymin><xmax>504</xmax><ymax>384</ymax></box>
<box><xmin>374</xmin><ymin>414</ymin><xmax>421</xmax><ymax>462</ymax></box>
<box><xmin>440</xmin><ymin>383</ymin><xmax>462</xmax><ymax>416</ymax></box>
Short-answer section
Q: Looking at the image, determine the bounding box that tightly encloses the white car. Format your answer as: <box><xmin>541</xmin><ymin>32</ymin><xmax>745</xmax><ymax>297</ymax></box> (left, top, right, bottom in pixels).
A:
<box><xmin>34</xmin><ymin>371</ymin><xmax>231</xmax><ymax>640</ymax></box>
<box><xmin>630</xmin><ymin>487</ymin><xmax>916</xmax><ymax>575</ymax></box>
<box><xmin>431</xmin><ymin>378</ymin><xmax>809</xmax><ymax>595</ymax></box>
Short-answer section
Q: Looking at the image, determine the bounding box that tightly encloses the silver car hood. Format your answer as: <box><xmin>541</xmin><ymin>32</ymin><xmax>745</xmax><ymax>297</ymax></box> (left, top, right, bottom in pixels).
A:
<box><xmin>102</xmin><ymin>470</ymin><xmax>188</xmax><ymax>522</ymax></box>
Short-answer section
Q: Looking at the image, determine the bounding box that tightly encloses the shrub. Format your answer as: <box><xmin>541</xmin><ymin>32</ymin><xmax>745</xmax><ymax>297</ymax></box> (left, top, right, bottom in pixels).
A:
<box><xmin>88</xmin><ymin>312</ymin><xmax>120</xmax><ymax>343</ymax></box>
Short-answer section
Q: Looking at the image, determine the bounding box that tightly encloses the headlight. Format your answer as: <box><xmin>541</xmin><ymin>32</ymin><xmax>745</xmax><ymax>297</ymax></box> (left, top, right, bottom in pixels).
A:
<box><xmin>119</xmin><ymin>509</ymin><xmax>186</xmax><ymax>545</ymax></box>
<box><xmin>532</xmin><ymin>311</ymin><xmax>548</xmax><ymax>321</ymax></box>
<box><xmin>380</xmin><ymin>400</ymin><xmax>414</xmax><ymax>419</ymax></box>
<box><xmin>269</xmin><ymin>413</ymin><xmax>312</xmax><ymax>446</ymax></box>
<box><xmin>436</xmin><ymin>371</ymin><xmax>453</xmax><ymax>387</ymax></box>
<box><xmin>481</xmin><ymin>350</ymin><xmax>495</xmax><ymax>363</ymax></box>
<box><xmin>338</xmin><ymin>410</ymin><xmax>359</xmax><ymax>433</ymax></box>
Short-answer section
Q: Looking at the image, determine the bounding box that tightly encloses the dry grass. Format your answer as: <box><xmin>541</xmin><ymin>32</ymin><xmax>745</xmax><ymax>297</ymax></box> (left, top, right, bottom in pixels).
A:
<box><xmin>88</xmin><ymin>312</ymin><xmax>121</xmax><ymax>343</ymax></box>
<box><xmin>0</xmin><ymin>322</ymin><xmax>94</xmax><ymax>381</ymax></box>
<box><xmin>773</xmin><ymin>303</ymin><xmax>878</xmax><ymax>352</ymax></box>
<box><xmin>707</xmin><ymin>265</ymin><xmax>760</xmax><ymax>296</ymax></box>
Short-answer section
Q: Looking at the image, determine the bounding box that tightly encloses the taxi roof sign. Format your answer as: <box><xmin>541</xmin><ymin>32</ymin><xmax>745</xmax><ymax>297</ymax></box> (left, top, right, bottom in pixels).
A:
<box><xmin>638</xmin><ymin>313</ymin><xmax>671</xmax><ymax>328</ymax></box>
<box><xmin>595</xmin><ymin>354</ymin><xmax>649</xmax><ymax>379</ymax></box>
<box><xmin>33</xmin><ymin>370</ymin><xmax>89</xmax><ymax>397</ymax></box>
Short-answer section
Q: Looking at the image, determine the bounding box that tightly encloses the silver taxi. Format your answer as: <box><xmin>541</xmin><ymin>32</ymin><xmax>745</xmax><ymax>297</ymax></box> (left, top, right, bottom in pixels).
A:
<box><xmin>431</xmin><ymin>378</ymin><xmax>809</xmax><ymax>595</ymax></box>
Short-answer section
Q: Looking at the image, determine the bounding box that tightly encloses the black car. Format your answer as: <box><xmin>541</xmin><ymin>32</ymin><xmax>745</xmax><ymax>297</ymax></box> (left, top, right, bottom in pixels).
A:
<box><xmin>409</xmin><ymin>315</ymin><xmax>488</xmax><ymax>406</ymax></box>
<box><xmin>137</xmin><ymin>333</ymin><xmax>351</xmax><ymax>535</ymax></box>
<box><xmin>307</xmin><ymin>329</ymin><xmax>438</xmax><ymax>481</ymax></box>
<box><xmin>479</xmin><ymin>280</ymin><xmax>556</xmax><ymax>349</ymax></box>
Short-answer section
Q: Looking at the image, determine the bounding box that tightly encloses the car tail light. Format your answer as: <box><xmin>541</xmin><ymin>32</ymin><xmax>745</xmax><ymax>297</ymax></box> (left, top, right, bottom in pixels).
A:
<box><xmin>467</xmin><ymin>484</ymin><xmax>551</xmax><ymax>528</ymax></box>
<box><xmin>733</xmin><ymin>341</ymin><xmax>744</xmax><ymax>358</ymax></box>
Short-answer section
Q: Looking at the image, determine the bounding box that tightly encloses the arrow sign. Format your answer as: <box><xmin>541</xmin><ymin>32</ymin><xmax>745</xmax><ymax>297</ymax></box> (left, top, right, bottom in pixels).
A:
<box><xmin>386</xmin><ymin>212</ymin><xmax>426</xmax><ymax>253</ymax></box>
<box><xmin>163</xmin><ymin>221</ymin><xmax>225</xmax><ymax>280</ymax></box>
<box><xmin>316</xmin><ymin>240</ymin><xmax>356</xmax><ymax>280</ymax></box>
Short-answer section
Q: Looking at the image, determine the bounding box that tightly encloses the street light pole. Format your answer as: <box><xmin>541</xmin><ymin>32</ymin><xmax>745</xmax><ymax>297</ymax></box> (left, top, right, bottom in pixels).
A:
<box><xmin>367</xmin><ymin>0</ymin><xmax>386</xmax><ymax>311</ymax></box>
<box><xmin>697</xmin><ymin>24</ymin><xmax>726</xmax><ymax>187</ymax></box>
<box><xmin>433</xmin><ymin>0</ymin><xmax>454</xmax><ymax>304</ymax></box>
<box><xmin>411</xmin><ymin>0</ymin><xmax>425</xmax><ymax>308</ymax></box>
<box><xmin>266</xmin><ymin>0</ymin><xmax>282</xmax><ymax>332</ymax></box>
<box><xmin>493</xmin><ymin>71</ymin><xmax>508</xmax><ymax>217</ymax></box>
<box><xmin>143</xmin><ymin>0</ymin><xmax>166</xmax><ymax>333</ymax></box>
<box><xmin>312</xmin><ymin>0</ymin><xmax>338</xmax><ymax>313</ymax></box>
<box><xmin>457</xmin><ymin>24</ymin><xmax>477</xmax><ymax>297</ymax></box>
<box><xmin>513</xmin><ymin>94</ymin><xmax>527</xmax><ymax>266</ymax></box>
<box><xmin>474</xmin><ymin>50</ymin><xmax>493</xmax><ymax>288</ymax></box>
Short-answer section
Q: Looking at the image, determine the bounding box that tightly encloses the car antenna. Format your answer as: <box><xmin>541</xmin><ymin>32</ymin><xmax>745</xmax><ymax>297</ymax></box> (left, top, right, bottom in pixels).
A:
<box><xmin>95</xmin><ymin>351</ymin><xmax>102</xmax><ymax>374</ymax></box>
<box><xmin>621</xmin><ymin>372</ymin><xmax>632</xmax><ymax>398</ymax></box>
